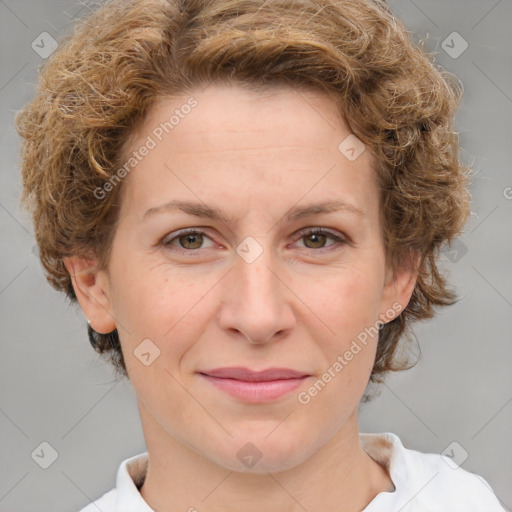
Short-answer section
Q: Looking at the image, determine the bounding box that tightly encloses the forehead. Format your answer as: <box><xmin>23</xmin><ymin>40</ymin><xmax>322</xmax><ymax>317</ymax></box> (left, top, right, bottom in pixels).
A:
<box><xmin>127</xmin><ymin>84</ymin><xmax>344</xmax><ymax>149</ymax></box>
<box><xmin>116</xmin><ymin>84</ymin><xmax>378</xmax><ymax>222</ymax></box>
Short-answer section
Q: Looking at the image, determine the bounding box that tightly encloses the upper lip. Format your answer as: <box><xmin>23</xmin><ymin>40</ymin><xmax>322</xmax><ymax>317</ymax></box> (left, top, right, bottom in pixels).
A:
<box><xmin>200</xmin><ymin>367</ymin><xmax>309</xmax><ymax>381</ymax></box>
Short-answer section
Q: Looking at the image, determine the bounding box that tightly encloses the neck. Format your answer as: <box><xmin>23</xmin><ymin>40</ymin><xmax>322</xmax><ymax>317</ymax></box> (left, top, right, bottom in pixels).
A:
<box><xmin>138</xmin><ymin>409</ymin><xmax>393</xmax><ymax>512</ymax></box>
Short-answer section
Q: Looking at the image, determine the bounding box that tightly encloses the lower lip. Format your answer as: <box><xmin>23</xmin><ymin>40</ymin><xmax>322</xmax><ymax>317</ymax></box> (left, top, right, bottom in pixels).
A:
<box><xmin>200</xmin><ymin>375</ymin><xmax>309</xmax><ymax>403</ymax></box>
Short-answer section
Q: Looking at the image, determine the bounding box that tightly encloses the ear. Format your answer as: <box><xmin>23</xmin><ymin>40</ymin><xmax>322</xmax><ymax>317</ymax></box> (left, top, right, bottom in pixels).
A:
<box><xmin>63</xmin><ymin>256</ymin><xmax>116</xmax><ymax>334</ymax></box>
<box><xmin>378</xmin><ymin>252</ymin><xmax>420</xmax><ymax>324</ymax></box>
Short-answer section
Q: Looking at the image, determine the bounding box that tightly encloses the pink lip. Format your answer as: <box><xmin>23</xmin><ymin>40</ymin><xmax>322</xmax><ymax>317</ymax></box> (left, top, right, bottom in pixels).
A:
<box><xmin>199</xmin><ymin>367</ymin><xmax>310</xmax><ymax>403</ymax></box>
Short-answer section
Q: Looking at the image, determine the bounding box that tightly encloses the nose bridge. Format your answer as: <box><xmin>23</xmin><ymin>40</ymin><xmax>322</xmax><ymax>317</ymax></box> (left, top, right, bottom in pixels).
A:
<box><xmin>237</xmin><ymin>236</ymin><xmax>283</xmax><ymax>309</ymax></box>
<box><xmin>220</xmin><ymin>236</ymin><xmax>294</xmax><ymax>343</ymax></box>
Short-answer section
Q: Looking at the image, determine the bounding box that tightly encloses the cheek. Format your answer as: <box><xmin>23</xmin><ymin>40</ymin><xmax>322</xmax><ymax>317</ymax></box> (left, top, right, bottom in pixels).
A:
<box><xmin>115</xmin><ymin>273</ymin><xmax>211</xmax><ymax>411</ymax></box>
<box><xmin>309</xmin><ymin>266</ymin><xmax>384</xmax><ymax>343</ymax></box>
<box><xmin>300</xmin><ymin>266</ymin><xmax>383</xmax><ymax>399</ymax></box>
<box><xmin>112</xmin><ymin>268</ymin><xmax>216</xmax><ymax>366</ymax></box>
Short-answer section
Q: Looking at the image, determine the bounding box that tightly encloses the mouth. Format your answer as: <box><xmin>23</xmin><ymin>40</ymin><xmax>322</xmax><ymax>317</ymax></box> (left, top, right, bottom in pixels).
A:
<box><xmin>198</xmin><ymin>367</ymin><xmax>311</xmax><ymax>403</ymax></box>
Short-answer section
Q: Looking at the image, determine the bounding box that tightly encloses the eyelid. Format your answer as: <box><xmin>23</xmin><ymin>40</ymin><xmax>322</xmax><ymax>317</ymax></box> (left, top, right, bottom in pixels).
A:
<box><xmin>161</xmin><ymin>227</ymin><xmax>215</xmax><ymax>247</ymax></box>
<box><xmin>158</xmin><ymin>229</ymin><xmax>215</xmax><ymax>259</ymax></box>
<box><xmin>291</xmin><ymin>227</ymin><xmax>347</xmax><ymax>250</ymax></box>
<box><xmin>294</xmin><ymin>226</ymin><xmax>344</xmax><ymax>240</ymax></box>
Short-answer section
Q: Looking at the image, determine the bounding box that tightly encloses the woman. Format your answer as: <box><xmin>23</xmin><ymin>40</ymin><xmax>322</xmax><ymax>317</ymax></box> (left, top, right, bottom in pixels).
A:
<box><xmin>15</xmin><ymin>0</ymin><xmax>505</xmax><ymax>510</ymax></box>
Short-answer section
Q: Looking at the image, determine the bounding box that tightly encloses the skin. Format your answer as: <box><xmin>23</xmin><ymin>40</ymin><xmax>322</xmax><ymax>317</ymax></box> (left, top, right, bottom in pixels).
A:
<box><xmin>65</xmin><ymin>83</ymin><xmax>417</xmax><ymax>512</ymax></box>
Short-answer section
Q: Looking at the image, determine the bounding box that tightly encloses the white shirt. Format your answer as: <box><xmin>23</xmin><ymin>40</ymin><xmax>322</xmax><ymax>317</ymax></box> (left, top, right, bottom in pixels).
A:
<box><xmin>78</xmin><ymin>432</ymin><xmax>505</xmax><ymax>511</ymax></box>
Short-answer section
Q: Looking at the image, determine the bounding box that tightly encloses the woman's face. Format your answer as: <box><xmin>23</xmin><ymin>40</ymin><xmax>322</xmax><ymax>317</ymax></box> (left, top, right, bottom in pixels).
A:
<box><xmin>70</xmin><ymin>84</ymin><xmax>415</xmax><ymax>472</ymax></box>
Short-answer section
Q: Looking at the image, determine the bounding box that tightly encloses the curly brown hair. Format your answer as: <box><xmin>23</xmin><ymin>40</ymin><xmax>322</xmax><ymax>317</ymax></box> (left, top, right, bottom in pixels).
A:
<box><xmin>15</xmin><ymin>0</ymin><xmax>470</xmax><ymax>386</ymax></box>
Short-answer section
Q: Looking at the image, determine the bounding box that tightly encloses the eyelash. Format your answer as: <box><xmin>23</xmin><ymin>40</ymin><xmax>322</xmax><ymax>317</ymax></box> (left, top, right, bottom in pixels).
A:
<box><xmin>161</xmin><ymin>227</ymin><xmax>347</xmax><ymax>256</ymax></box>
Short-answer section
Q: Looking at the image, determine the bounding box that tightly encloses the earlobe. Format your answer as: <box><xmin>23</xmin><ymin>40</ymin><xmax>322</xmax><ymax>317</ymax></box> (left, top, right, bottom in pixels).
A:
<box><xmin>63</xmin><ymin>256</ymin><xmax>116</xmax><ymax>334</ymax></box>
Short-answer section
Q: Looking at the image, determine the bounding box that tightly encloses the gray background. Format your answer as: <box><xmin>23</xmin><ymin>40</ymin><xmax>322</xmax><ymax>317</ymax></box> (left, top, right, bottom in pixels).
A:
<box><xmin>1</xmin><ymin>0</ymin><xmax>511</xmax><ymax>510</ymax></box>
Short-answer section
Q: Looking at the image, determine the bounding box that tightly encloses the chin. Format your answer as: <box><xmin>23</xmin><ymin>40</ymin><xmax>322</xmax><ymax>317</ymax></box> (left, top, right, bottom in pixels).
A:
<box><xmin>219</xmin><ymin>452</ymin><xmax>309</xmax><ymax>475</ymax></box>
<box><xmin>206</xmin><ymin>432</ymin><xmax>317</xmax><ymax>474</ymax></box>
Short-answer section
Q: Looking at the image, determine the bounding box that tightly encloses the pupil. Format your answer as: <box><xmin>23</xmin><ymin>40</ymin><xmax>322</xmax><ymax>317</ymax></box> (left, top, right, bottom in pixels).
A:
<box><xmin>181</xmin><ymin>233</ymin><xmax>202</xmax><ymax>249</ymax></box>
<box><xmin>307</xmin><ymin>233</ymin><xmax>325</xmax><ymax>248</ymax></box>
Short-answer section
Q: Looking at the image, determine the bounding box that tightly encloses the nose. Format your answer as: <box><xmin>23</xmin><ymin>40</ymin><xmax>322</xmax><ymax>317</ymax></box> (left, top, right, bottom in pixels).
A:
<box><xmin>217</xmin><ymin>241</ymin><xmax>296</xmax><ymax>345</ymax></box>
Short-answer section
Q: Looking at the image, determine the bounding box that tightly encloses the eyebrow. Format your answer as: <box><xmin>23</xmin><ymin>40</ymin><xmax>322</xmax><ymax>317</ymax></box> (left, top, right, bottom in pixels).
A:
<box><xmin>142</xmin><ymin>199</ymin><xmax>364</xmax><ymax>223</ymax></box>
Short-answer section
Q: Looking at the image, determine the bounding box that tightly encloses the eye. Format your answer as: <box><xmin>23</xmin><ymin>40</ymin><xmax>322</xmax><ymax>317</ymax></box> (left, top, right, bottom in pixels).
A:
<box><xmin>161</xmin><ymin>228</ymin><xmax>215</xmax><ymax>251</ymax></box>
<box><xmin>293</xmin><ymin>228</ymin><xmax>346</xmax><ymax>252</ymax></box>
<box><xmin>160</xmin><ymin>227</ymin><xmax>347</xmax><ymax>255</ymax></box>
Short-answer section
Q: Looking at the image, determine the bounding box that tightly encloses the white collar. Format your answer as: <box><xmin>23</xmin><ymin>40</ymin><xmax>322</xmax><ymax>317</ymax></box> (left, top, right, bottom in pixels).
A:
<box><xmin>109</xmin><ymin>432</ymin><xmax>503</xmax><ymax>511</ymax></box>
